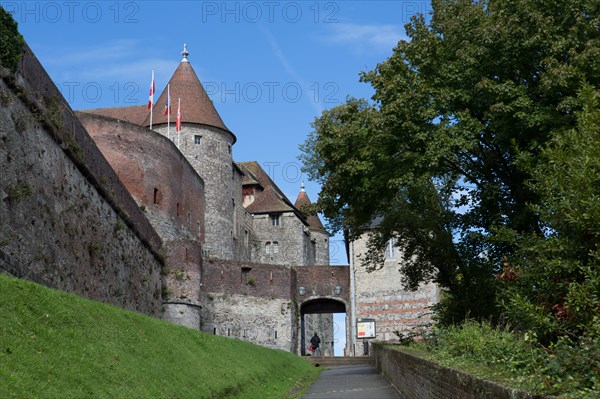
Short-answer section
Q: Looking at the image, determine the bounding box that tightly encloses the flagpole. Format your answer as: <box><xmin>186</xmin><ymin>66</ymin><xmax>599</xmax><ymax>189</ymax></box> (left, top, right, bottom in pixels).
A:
<box><xmin>149</xmin><ymin>69</ymin><xmax>154</xmax><ymax>130</ymax></box>
<box><xmin>167</xmin><ymin>84</ymin><xmax>171</xmax><ymax>140</ymax></box>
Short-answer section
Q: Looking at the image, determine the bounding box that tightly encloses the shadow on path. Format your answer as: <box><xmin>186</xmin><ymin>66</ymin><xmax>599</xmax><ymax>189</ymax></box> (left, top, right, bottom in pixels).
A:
<box><xmin>301</xmin><ymin>364</ymin><xmax>402</xmax><ymax>399</ymax></box>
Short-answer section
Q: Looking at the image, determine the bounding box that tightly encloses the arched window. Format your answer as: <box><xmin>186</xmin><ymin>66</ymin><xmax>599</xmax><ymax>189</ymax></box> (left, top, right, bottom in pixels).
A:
<box><xmin>265</xmin><ymin>241</ymin><xmax>271</xmax><ymax>254</ymax></box>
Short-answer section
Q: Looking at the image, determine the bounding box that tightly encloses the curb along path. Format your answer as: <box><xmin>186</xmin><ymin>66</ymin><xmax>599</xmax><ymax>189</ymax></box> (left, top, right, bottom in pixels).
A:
<box><xmin>301</xmin><ymin>364</ymin><xmax>402</xmax><ymax>399</ymax></box>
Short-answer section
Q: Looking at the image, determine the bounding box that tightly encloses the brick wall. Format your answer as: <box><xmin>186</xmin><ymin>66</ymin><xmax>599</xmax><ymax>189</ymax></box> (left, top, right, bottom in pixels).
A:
<box><xmin>296</xmin><ymin>265</ymin><xmax>350</xmax><ymax>304</ymax></box>
<box><xmin>372</xmin><ymin>343</ymin><xmax>556</xmax><ymax>399</ymax></box>
<box><xmin>201</xmin><ymin>259</ymin><xmax>294</xmax><ymax>299</ymax></box>
<box><xmin>77</xmin><ymin>112</ymin><xmax>205</xmax><ymax>243</ymax></box>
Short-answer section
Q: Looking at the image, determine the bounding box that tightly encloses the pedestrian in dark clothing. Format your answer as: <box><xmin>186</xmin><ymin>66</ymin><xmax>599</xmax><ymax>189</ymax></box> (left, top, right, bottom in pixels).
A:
<box><xmin>310</xmin><ymin>332</ymin><xmax>321</xmax><ymax>356</ymax></box>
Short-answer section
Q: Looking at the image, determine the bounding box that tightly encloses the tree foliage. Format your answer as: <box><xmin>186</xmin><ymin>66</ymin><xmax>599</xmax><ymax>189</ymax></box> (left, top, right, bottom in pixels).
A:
<box><xmin>498</xmin><ymin>85</ymin><xmax>600</xmax><ymax>343</ymax></box>
<box><xmin>300</xmin><ymin>0</ymin><xmax>600</xmax><ymax>326</ymax></box>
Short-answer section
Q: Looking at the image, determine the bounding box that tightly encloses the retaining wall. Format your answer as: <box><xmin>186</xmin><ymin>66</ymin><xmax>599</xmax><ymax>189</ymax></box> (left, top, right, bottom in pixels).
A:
<box><xmin>372</xmin><ymin>343</ymin><xmax>555</xmax><ymax>399</ymax></box>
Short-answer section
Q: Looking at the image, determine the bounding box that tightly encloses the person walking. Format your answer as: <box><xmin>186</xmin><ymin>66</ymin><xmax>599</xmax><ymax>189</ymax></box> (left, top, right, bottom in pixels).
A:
<box><xmin>310</xmin><ymin>332</ymin><xmax>321</xmax><ymax>356</ymax></box>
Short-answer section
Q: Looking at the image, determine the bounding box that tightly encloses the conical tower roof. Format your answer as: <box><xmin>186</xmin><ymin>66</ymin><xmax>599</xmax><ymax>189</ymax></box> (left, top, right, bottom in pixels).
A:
<box><xmin>145</xmin><ymin>46</ymin><xmax>236</xmax><ymax>143</ymax></box>
<box><xmin>294</xmin><ymin>183</ymin><xmax>328</xmax><ymax>233</ymax></box>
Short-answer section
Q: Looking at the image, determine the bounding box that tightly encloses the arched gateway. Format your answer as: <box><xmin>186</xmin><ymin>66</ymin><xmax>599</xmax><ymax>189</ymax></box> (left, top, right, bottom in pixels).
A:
<box><xmin>295</xmin><ymin>266</ymin><xmax>351</xmax><ymax>356</ymax></box>
<box><xmin>299</xmin><ymin>298</ymin><xmax>348</xmax><ymax>356</ymax></box>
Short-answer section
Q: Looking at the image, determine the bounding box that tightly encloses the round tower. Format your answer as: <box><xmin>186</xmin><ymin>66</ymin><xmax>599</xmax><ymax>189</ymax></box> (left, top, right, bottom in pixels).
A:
<box><xmin>295</xmin><ymin>182</ymin><xmax>330</xmax><ymax>265</ymax></box>
<box><xmin>147</xmin><ymin>45</ymin><xmax>237</xmax><ymax>259</ymax></box>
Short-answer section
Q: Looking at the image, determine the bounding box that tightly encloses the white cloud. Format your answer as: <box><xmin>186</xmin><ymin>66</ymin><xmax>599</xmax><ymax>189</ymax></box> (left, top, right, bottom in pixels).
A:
<box><xmin>325</xmin><ymin>23</ymin><xmax>406</xmax><ymax>54</ymax></box>
<box><xmin>42</xmin><ymin>39</ymin><xmax>177</xmax><ymax>83</ymax></box>
<box><xmin>259</xmin><ymin>26</ymin><xmax>323</xmax><ymax>114</ymax></box>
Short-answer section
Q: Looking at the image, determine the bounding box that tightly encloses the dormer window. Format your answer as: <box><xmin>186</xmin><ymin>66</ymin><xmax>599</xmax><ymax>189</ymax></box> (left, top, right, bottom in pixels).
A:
<box><xmin>270</xmin><ymin>214</ymin><xmax>280</xmax><ymax>226</ymax></box>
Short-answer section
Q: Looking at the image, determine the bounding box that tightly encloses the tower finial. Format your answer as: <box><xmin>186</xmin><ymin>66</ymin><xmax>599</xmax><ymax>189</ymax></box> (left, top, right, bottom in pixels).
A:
<box><xmin>181</xmin><ymin>43</ymin><xmax>189</xmax><ymax>62</ymax></box>
<box><xmin>300</xmin><ymin>181</ymin><xmax>305</xmax><ymax>192</ymax></box>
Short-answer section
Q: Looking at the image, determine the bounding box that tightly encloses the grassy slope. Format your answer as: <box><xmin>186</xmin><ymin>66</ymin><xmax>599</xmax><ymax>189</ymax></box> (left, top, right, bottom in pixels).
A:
<box><xmin>0</xmin><ymin>274</ymin><xmax>318</xmax><ymax>398</ymax></box>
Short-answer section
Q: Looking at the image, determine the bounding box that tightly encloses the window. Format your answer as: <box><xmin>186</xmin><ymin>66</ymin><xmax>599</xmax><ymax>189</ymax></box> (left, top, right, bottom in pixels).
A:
<box><xmin>153</xmin><ymin>188</ymin><xmax>160</xmax><ymax>204</ymax></box>
<box><xmin>241</xmin><ymin>266</ymin><xmax>252</xmax><ymax>283</ymax></box>
<box><xmin>265</xmin><ymin>242</ymin><xmax>271</xmax><ymax>254</ymax></box>
<box><xmin>272</xmin><ymin>241</ymin><xmax>279</xmax><ymax>254</ymax></box>
<box><xmin>232</xmin><ymin>199</ymin><xmax>237</xmax><ymax>238</ymax></box>
<box><xmin>270</xmin><ymin>214</ymin><xmax>280</xmax><ymax>226</ymax></box>
<box><xmin>384</xmin><ymin>237</ymin><xmax>397</xmax><ymax>260</ymax></box>
<box><xmin>194</xmin><ymin>135</ymin><xmax>202</xmax><ymax>144</ymax></box>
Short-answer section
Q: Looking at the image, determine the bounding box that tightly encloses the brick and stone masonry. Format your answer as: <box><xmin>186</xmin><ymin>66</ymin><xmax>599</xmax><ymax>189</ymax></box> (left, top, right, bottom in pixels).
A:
<box><xmin>351</xmin><ymin>233</ymin><xmax>439</xmax><ymax>355</ymax></box>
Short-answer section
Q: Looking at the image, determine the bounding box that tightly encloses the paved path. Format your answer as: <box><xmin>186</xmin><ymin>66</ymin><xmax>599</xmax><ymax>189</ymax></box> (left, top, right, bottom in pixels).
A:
<box><xmin>301</xmin><ymin>364</ymin><xmax>402</xmax><ymax>399</ymax></box>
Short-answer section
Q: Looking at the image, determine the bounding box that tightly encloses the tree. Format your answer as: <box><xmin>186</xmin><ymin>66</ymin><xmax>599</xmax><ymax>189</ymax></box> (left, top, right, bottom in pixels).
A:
<box><xmin>300</xmin><ymin>0</ymin><xmax>600</xmax><ymax>324</ymax></box>
<box><xmin>498</xmin><ymin>84</ymin><xmax>600</xmax><ymax>343</ymax></box>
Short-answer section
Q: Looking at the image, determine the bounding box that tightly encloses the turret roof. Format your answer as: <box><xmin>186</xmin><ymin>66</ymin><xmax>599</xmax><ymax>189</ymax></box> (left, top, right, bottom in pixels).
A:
<box><xmin>145</xmin><ymin>59</ymin><xmax>236</xmax><ymax>143</ymax></box>
<box><xmin>294</xmin><ymin>188</ymin><xmax>328</xmax><ymax>233</ymax></box>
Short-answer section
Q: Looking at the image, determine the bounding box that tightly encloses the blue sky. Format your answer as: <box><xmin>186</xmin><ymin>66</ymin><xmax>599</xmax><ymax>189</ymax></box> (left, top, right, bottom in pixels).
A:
<box><xmin>6</xmin><ymin>0</ymin><xmax>431</xmax><ymax>354</ymax></box>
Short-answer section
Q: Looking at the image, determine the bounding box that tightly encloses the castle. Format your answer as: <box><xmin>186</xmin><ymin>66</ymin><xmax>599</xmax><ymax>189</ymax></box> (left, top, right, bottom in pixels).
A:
<box><xmin>77</xmin><ymin>45</ymin><xmax>337</xmax><ymax>354</ymax></box>
<box><xmin>1</xmin><ymin>34</ymin><xmax>438</xmax><ymax>357</ymax></box>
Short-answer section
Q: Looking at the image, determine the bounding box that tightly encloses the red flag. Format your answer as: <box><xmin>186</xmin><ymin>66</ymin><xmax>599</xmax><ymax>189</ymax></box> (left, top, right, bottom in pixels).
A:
<box><xmin>147</xmin><ymin>70</ymin><xmax>155</xmax><ymax>109</ymax></box>
<box><xmin>176</xmin><ymin>98</ymin><xmax>182</xmax><ymax>132</ymax></box>
<box><xmin>164</xmin><ymin>84</ymin><xmax>171</xmax><ymax>115</ymax></box>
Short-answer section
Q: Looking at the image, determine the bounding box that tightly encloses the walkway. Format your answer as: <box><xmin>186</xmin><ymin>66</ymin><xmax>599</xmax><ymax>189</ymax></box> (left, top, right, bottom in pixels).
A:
<box><xmin>301</xmin><ymin>364</ymin><xmax>402</xmax><ymax>399</ymax></box>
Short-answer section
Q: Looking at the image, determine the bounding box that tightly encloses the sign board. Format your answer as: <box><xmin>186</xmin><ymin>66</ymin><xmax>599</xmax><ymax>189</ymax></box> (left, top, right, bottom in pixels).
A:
<box><xmin>356</xmin><ymin>319</ymin><xmax>376</xmax><ymax>339</ymax></box>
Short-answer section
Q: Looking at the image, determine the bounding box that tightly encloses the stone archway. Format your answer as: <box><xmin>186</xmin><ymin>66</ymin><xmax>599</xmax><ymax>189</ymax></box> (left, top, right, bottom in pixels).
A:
<box><xmin>300</xmin><ymin>298</ymin><xmax>347</xmax><ymax>356</ymax></box>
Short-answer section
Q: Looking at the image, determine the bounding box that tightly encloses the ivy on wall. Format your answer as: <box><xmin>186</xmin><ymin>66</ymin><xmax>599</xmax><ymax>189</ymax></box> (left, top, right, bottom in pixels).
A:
<box><xmin>0</xmin><ymin>7</ymin><xmax>24</xmax><ymax>73</ymax></box>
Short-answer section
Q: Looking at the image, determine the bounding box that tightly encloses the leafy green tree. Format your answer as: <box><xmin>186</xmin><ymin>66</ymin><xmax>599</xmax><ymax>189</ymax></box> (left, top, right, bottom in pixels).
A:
<box><xmin>498</xmin><ymin>84</ymin><xmax>600</xmax><ymax>342</ymax></box>
<box><xmin>300</xmin><ymin>0</ymin><xmax>600</xmax><ymax>324</ymax></box>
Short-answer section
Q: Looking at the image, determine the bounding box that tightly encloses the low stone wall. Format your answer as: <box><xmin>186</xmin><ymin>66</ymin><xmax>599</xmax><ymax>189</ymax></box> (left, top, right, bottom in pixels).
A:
<box><xmin>372</xmin><ymin>342</ymin><xmax>554</xmax><ymax>399</ymax></box>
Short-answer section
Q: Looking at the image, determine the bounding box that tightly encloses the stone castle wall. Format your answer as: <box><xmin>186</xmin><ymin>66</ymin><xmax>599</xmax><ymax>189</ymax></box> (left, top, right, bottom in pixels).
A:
<box><xmin>199</xmin><ymin>259</ymin><xmax>298</xmax><ymax>351</ymax></box>
<box><xmin>155</xmin><ymin>124</ymin><xmax>235</xmax><ymax>260</ymax></box>
<box><xmin>161</xmin><ymin>239</ymin><xmax>203</xmax><ymax>329</ymax></box>
<box><xmin>75</xmin><ymin>113</ymin><xmax>211</xmax><ymax>327</ymax></box>
<box><xmin>231</xmin><ymin>164</ymin><xmax>253</xmax><ymax>262</ymax></box>
<box><xmin>312</xmin><ymin>230</ymin><xmax>330</xmax><ymax>266</ymax></box>
<box><xmin>0</xmin><ymin>45</ymin><xmax>163</xmax><ymax>316</ymax></box>
<box><xmin>252</xmin><ymin>212</ymin><xmax>313</xmax><ymax>266</ymax></box>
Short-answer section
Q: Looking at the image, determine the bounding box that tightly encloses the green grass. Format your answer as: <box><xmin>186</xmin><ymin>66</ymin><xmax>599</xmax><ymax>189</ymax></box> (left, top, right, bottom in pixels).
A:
<box><xmin>398</xmin><ymin>321</ymin><xmax>600</xmax><ymax>398</ymax></box>
<box><xmin>0</xmin><ymin>274</ymin><xmax>319</xmax><ymax>398</ymax></box>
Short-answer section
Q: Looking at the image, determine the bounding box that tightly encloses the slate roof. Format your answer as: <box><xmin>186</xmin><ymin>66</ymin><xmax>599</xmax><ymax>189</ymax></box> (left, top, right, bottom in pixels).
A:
<box><xmin>294</xmin><ymin>190</ymin><xmax>328</xmax><ymax>233</ymax></box>
<box><xmin>145</xmin><ymin>61</ymin><xmax>236</xmax><ymax>143</ymax></box>
<box><xmin>238</xmin><ymin>161</ymin><xmax>308</xmax><ymax>225</ymax></box>
<box><xmin>79</xmin><ymin>59</ymin><xmax>235</xmax><ymax>143</ymax></box>
<box><xmin>245</xmin><ymin>185</ymin><xmax>295</xmax><ymax>214</ymax></box>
